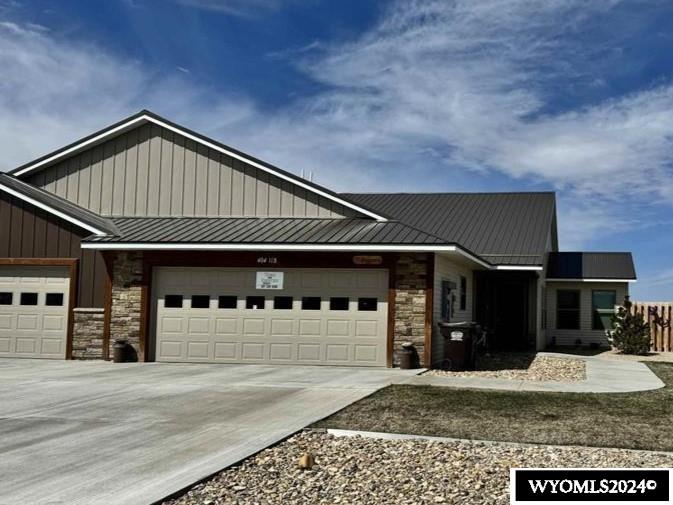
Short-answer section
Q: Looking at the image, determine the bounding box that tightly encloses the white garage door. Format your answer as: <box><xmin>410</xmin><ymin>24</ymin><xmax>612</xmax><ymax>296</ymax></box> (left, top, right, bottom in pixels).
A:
<box><xmin>0</xmin><ymin>266</ymin><xmax>70</xmax><ymax>359</ymax></box>
<box><xmin>153</xmin><ymin>267</ymin><xmax>388</xmax><ymax>366</ymax></box>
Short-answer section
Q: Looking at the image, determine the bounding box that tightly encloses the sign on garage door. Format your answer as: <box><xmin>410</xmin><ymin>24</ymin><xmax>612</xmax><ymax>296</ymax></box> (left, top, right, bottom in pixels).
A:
<box><xmin>0</xmin><ymin>266</ymin><xmax>70</xmax><ymax>359</ymax></box>
<box><xmin>152</xmin><ymin>268</ymin><xmax>388</xmax><ymax>366</ymax></box>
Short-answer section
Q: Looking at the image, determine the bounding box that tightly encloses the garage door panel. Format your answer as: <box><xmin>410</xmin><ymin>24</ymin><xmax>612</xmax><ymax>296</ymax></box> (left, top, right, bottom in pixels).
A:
<box><xmin>0</xmin><ymin>337</ymin><xmax>10</xmax><ymax>352</ymax></box>
<box><xmin>15</xmin><ymin>337</ymin><xmax>36</xmax><ymax>353</ymax></box>
<box><xmin>43</xmin><ymin>315</ymin><xmax>65</xmax><ymax>331</ymax></box>
<box><xmin>17</xmin><ymin>314</ymin><xmax>39</xmax><ymax>330</ymax></box>
<box><xmin>0</xmin><ymin>315</ymin><xmax>12</xmax><ymax>329</ymax></box>
<box><xmin>41</xmin><ymin>338</ymin><xmax>63</xmax><ymax>355</ymax></box>
<box><xmin>153</xmin><ymin>267</ymin><xmax>387</xmax><ymax>366</ymax></box>
<box><xmin>241</xmin><ymin>342</ymin><xmax>265</xmax><ymax>360</ymax></box>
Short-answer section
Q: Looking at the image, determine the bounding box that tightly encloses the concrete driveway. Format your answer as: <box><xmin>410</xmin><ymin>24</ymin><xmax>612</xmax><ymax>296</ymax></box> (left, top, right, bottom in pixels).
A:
<box><xmin>0</xmin><ymin>359</ymin><xmax>415</xmax><ymax>505</ymax></box>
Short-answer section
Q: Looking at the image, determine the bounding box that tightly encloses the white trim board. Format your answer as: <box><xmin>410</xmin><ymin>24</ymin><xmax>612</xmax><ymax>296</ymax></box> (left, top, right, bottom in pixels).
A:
<box><xmin>12</xmin><ymin>114</ymin><xmax>388</xmax><ymax>222</ymax></box>
<box><xmin>546</xmin><ymin>278</ymin><xmax>636</xmax><ymax>283</ymax></box>
<box><xmin>0</xmin><ymin>182</ymin><xmax>108</xmax><ymax>236</ymax></box>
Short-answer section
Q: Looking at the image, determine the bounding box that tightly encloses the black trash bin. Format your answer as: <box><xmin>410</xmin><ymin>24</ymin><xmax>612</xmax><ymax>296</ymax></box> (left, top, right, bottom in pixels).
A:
<box><xmin>437</xmin><ymin>322</ymin><xmax>481</xmax><ymax>371</ymax></box>
<box><xmin>112</xmin><ymin>338</ymin><xmax>129</xmax><ymax>363</ymax></box>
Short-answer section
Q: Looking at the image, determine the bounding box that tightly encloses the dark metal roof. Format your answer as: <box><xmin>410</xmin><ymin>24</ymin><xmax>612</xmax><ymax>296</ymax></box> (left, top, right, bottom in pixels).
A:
<box><xmin>83</xmin><ymin>217</ymin><xmax>450</xmax><ymax>245</ymax></box>
<box><xmin>342</xmin><ymin>192</ymin><xmax>556</xmax><ymax>265</ymax></box>
<box><xmin>0</xmin><ymin>173</ymin><xmax>119</xmax><ymax>235</ymax></box>
<box><xmin>547</xmin><ymin>252</ymin><xmax>636</xmax><ymax>280</ymax></box>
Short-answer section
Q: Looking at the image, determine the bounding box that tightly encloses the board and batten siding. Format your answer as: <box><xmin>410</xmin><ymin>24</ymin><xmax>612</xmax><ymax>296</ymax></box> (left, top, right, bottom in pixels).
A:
<box><xmin>25</xmin><ymin>123</ymin><xmax>358</xmax><ymax>219</ymax></box>
<box><xmin>545</xmin><ymin>281</ymin><xmax>628</xmax><ymax>346</ymax></box>
<box><xmin>0</xmin><ymin>192</ymin><xmax>105</xmax><ymax>308</ymax></box>
<box><xmin>431</xmin><ymin>254</ymin><xmax>474</xmax><ymax>367</ymax></box>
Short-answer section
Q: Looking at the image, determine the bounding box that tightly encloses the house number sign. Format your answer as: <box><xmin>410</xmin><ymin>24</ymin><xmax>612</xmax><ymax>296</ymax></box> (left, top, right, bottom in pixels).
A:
<box><xmin>256</xmin><ymin>271</ymin><xmax>284</xmax><ymax>290</ymax></box>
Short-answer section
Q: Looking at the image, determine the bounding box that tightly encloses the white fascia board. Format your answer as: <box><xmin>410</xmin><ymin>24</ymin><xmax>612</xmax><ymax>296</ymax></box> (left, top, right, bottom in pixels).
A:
<box><xmin>546</xmin><ymin>278</ymin><xmax>637</xmax><ymax>283</ymax></box>
<box><xmin>0</xmin><ymin>183</ymin><xmax>107</xmax><ymax>236</ymax></box>
<box><xmin>12</xmin><ymin>116</ymin><xmax>147</xmax><ymax>177</ymax></box>
<box><xmin>495</xmin><ymin>265</ymin><xmax>543</xmax><ymax>271</ymax></box>
<box><xmin>13</xmin><ymin>114</ymin><xmax>388</xmax><ymax>222</ymax></box>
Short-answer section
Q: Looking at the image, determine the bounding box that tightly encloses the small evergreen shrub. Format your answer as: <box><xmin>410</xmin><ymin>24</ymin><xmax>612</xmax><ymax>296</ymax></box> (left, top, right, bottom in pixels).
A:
<box><xmin>607</xmin><ymin>296</ymin><xmax>651</xmax><ymax>355</ymax></box>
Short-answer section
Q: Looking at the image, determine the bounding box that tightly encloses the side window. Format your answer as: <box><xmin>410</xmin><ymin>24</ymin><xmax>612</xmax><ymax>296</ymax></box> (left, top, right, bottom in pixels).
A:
<box><xmin>556</xmin><ymin>289</ymin><xmax>580</xmax><ymax>330</ymax></box>
<box><xmin>20</xmin><ymin>293</ymin><xmax>38</xmax><ymax>306</ymax></box>
<box><xmin>592</xmin><ymin>290</ymin><xmax>617</xmax><ymax>330</ymax></box>
<box><xmin>164</xmin><ymin>295</ymin><xmax>183</xmax><ymax>308</ymax></box>
<box><xmin>459</xmin><ymin>276</ymin><xmax>467</xmax><ymax>311</ymax></box>
<box><xmin>0</xmin><ymin>292</ymin><xmax>12</xmax><ymax>305</ymax></box>
<box><xmin>440</xmin><ymin>280</ymin><xmax>456</xmax><ymax>320</ymax></box>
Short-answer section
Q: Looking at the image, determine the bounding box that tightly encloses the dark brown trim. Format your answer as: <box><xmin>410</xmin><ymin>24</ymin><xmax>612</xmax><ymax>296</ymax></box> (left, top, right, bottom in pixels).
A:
<box><xmin>424</xmin><ymin>253</ymin><xmax>435</xmax><ymax>368</ymax></box>
<box><xmin>102</xmin><ymin>252</ymin><xmax>113</xmax><ymax>360</ymax></box>
<box><xmin>139</xmin><ymin>258</ymin><xmax>152</xmax><ymax>362</ymax></box>
<box><xmin>386</xmin><ymin>254</ymin><xmax>398</xmax><ymax>368</ymax></box>
<box><xmin>0</xmin><ymin>258</ymin><xmax>79</xmax><ymax>360</ymax></box>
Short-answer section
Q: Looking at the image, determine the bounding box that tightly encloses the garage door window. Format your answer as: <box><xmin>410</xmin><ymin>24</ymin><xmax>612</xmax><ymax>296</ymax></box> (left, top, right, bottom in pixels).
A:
<box><xmin>164</xmin><ymin>295</ymin><xmax>183</xmax><ymax>308</ymax></box>
<box><xmin>330</xmin><ymin>297</ymin><xmax>349</xmax><ymax>311</ymax></box>
<box><xmin>218</xmin><ymin>296</ymin><xmax>237</xmax><ymax>309</ymax></box>
<box><xmin>191</xmin><ymin>295</ymin><xmax>210</xmax><ymax>308</ymax></box>
<box><xmin>358</xmin><ymin>297</ymin><xmax>378</xmax><ymax>311</ymax></box>
<box><xmin>0</xmin><ymin>292</ymin><xmax>11</xmax><ymax>305</ymax></box>
<box><xmin>302</xmin><ymin>297</ymin><xmax>321</xmax><ymax>310</ymax></box>
<box><xmin>20</xmin><ymin>293</ymin><xmax>38</xmax><ymax>305</ymax></box>
<box><xmin>246</xmin><ymin>296</ymin><xmax>265</xmax><ymax>309</ymax></box>
<box><xmin>274</xmin><ymin>296</ymin><xmax>293</xmax><ymax>309</ymax></box>
<box><xmin>45</xmin><ymin>293</ymin><xmax>64</xmax><ymax>306</ymax></box>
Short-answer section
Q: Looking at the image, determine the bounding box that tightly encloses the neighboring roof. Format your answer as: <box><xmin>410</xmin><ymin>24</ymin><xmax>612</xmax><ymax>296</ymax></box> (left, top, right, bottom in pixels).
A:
<box><xmin>9</xmin><ymin>110</ymin><xmax>387</xmax><ymax>221</ymax></box>
<box><xmin>342</xmin><ymin>192</ymin><xmax>556</xmax><ymax>266</ymax></box>
<box><xmin>82</xmin><ymin>217</ymin><xmax>447</xmax><ymax>245</ymax></box>
<box><xmin>546</xmin><ymin>252</ymin><xmax>636</xmax><ymax>280</ymax></box>
<box><xmin>0</xmin><ymin>173</ymin><xmax>118</xmax><ymax>236</ymax></box>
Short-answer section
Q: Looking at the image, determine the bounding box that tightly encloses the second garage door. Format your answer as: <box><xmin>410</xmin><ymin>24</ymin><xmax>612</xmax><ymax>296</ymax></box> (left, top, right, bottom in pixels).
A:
<box><xmin>152</xmin><ymin>267</ymin><xmax>388</xmax><ymax>366</ymax></box>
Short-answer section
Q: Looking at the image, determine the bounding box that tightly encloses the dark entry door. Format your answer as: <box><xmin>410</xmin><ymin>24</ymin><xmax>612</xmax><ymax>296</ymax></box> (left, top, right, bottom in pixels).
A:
<box><xmin>494</xmin><ymin>280</ymin><xmax>529</xmax><ymax>349</ymax></box>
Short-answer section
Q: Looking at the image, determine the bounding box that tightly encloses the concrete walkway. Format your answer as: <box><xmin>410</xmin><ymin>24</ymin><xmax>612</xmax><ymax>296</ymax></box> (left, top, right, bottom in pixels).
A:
<box><xmin>396</xmin><ymin>352</ymin><xmax>665</xmax><ymax>393</ymax></box>
<box><xmin>0</xmin><ymin>359</ymin><xmax>417</xmax><ymax>505</ymax></box>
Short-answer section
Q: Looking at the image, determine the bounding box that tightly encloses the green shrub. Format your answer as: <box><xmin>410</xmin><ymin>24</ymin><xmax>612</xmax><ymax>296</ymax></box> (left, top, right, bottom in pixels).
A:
<box><xmin>607</xmin><ymin>296</ymin><xmax>651</xmax><ymax>355</ymax></box>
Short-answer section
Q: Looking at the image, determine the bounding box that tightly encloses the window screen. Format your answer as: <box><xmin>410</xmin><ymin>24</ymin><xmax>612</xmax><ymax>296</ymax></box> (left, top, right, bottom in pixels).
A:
<box><xmin>20</xmin><ymin>293</ymin><xmax>38</xmax><ymax>306</ymax></box>
<box><xmin>218</xmin><ymin>296</ymin><xmax>237</xmax><ymax>309</ymax></box>
<box><xmin>0</xmin><ymin>292</ymin><xmax>12</xmax><ymax>305</ymax></box>
<box><xmin>301</xmin><ymin>297</ymin><xmax>321</xmax><ymax>310</ymax></box>
<box><xmin>330</xmin><ymin>297</ymin><xmax>349</xmax><ymax>311</ymax></box>
<box><xmin>274</xmin><ymin>296</ymin><xmax>293</xmax><ymax>310</ymax></box>
<box><xmin>164</xmin><ymin>295</ymin><xmax>183</xmax><ymax>308</ymax></box>
<box><xmin>592</xmin><ymin>290</ymin><xmax>616</xmax><ymax>330</ymax></box>
<box><xmin>556</xmin><ymin>290</ymin><xmax>580</xmax><ymax>330</ymax></box>
<box><xmin>358</xmin><ymin>297</ymin><xmax>377</xmax><ymax>311</ymax></box>
<box><xmin>45</xmin><ymin>293</ymin><xmax>64</xmax><ymax>306</ymax></box>
<box><xmin>246</xmin><ymin>296</ymin><xmax>265</xmax><ymax>309</ymax></box>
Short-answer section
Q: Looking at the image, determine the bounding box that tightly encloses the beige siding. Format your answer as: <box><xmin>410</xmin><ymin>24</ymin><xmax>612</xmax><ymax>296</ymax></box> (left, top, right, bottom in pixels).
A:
<box><xmin>27</xmin><ymin>123</ymin><xmax>358</xmax><ymax>218</ymax></box>
<box><xmin>431</xmin><ymin>254</ymin><xmax>474</xmax><ymax>367</ymax></box>
<box><xmin>546</xmin><ymin>281</ymin><xmax>629</xmax><ymax>346</ymax></box>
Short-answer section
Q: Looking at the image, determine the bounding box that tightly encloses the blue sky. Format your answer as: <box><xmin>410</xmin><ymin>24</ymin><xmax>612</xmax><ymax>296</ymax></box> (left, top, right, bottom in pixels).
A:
<box><xmin>1</xmin><ymin>0</ymin><xmax>672</xmax><ymax>299</ymax></box>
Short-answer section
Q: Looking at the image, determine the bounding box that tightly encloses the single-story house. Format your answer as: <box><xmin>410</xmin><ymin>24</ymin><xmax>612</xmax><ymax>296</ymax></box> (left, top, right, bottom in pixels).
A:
<box><xmin>0</xmin><ymin>110</ymin><xmax>636</xmax><ymax>367</ymax></box>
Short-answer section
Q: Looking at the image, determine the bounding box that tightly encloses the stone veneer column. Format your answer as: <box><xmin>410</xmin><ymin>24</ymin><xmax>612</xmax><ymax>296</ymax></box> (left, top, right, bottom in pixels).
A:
<box><xmin>393</xmin><ymin>253</ymin><xmax>430</xmax><ymax>367</ymax></box>
<box><xmin>109</xmin><ymin>251</ymin><xmax>144</xmax><ymax>360</ymax></box>
<box><xmin>71</xmin><ymin>308</ymin><xmax>105</xmax><ymax>359</ymax></box>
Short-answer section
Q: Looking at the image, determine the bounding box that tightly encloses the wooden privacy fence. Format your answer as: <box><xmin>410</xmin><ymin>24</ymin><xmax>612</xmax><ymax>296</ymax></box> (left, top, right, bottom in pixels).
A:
<box><xmin>631</xmin><ymin>302</ymin><xmax>673</xmax><ymax>352</ymax></box>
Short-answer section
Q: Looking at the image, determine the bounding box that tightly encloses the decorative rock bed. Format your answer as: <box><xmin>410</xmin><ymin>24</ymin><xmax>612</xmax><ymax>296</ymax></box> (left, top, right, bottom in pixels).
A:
<box><xmin>163</xmin><ymin>431</ymin><xmax>673</xmax><ymax>505</ymax></box>
<box><xmin>425</xmin><ymin>353</ymin><xmax>586</xmax><ymax>382</ymax></box>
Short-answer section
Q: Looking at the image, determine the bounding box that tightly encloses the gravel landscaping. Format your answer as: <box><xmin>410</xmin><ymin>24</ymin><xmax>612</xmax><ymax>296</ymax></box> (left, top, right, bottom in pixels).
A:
<box><xmin>425</xmin><ymin>353</ymin><xmax>586</xmax><ymax>382</ymax></box>
<box><xmin>164</xmin><ymin>431</ymin><xmax>673</xmax><ymax>505</ymax></box>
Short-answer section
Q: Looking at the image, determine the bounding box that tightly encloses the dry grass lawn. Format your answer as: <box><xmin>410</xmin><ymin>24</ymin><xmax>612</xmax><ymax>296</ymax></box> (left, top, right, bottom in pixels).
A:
<box><xmin>314</xmin><ymin>362</ymin><xmax>673</xmax><ymax>451</ymax></box>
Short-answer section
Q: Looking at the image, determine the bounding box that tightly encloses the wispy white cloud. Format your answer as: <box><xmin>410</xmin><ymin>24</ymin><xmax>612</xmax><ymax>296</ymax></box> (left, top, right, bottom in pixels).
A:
<box><xmin>2</xmin><ymin>1</ymin><xmax>673</xmax><ymax>258</ymax></box>
<box><xmin>168</xmin><ymin>0</ymin><xmax>287</xmax><ymax>17</ymax></box>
